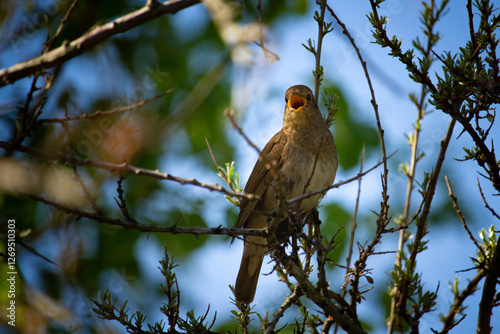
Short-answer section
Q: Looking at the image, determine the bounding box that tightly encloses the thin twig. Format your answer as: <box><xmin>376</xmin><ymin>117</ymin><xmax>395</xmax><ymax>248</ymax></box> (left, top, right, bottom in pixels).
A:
<box><xmin>407</xmin><ymin>117</ymin><xmax>456</xmax><ymax>270</ymax></box>
<box><xmin>341</xmin><ymin>144</ymin><xmax>364</xmax><ymax>303</ymax></box>
<box><xmin>346</xmin><ymin>144</ymin><xmax>364</xmax><ymax>276</ymax></box>
<box><xmin>287</xmin><ymin>153</ymin><xmax>392</xmax><ymax>206</ymax></box>
<box><xmin>15</xmin><ymin>236</ymin><xmax>61</xmax><ymax>267</ymax></box>
<box><xmin>322</xmin><ymin>316</ymin><xmax>335</xmax><ymax>334</ymax></box>
<box><xmin>225</xmin><ymin>108</ymin><xmax>263</xmax><ymax>159</ymax></box>
<box><xmin>314</xmin><ymin>0</ymin><xmax>330</xmax><ymax>104</ymax></box>
<box><xmin>115</xmin><ymin>173</ymin><xmax>137</xmax><ymax>224</ymax></box>
<box><xmin>477</xmin><ymin>177</ymin><xmax>500</xmax><ymax>221</ymax></box>
<box><xmin>264</xmin><ymin>286</ymin><xmax>303</xmax><ymax>334</ymax></box>
<box><xmin>254</xmin><ymin>0</ymin><xmax>280</xmax><ymax>62</ymax></box>
<box><xmin>40</xmin><ymin>90</ymin><xmax>172</xmax><ymax>123</ymax></box>
<box><xmin>205</xmin><ymin>137</ymin><xmax>225</xmax><ymax>176</ymax></box>
<box><xmin>14</xmin><ymin>75</ymin><xmax>40</xmax><ymax>144</ymax></box>
<box><xmin>326</xmin><ymin>4</ymin><xmax>388</xmax><ymax>184</ymax></box>
<box><xmin>326</xmin><ymin>5</ymin><xmax>392</xmax><ymax>317</ymax></box>
<box><xmin>466</xmin><ymin>0</ymin><xmax>480</xmax><ymax>68</ymax></box>
<box><xmin>394</xmin><ymin>117</ymin><xmax>456</xmax><ymax>328</ymax></box>
<box><xmin>44</xmin><ymin>0</ymin><xmax>80</xmax><ymax>53</ymax></box>
<box><xmin>445</xmin><ymin>176</ymin><xmax>485</xmax><ymax>257</ymax></box>
<box><xmin>389</xmin><ymin>28</ymin><xmax>431</xmax><ymax>333</ymax></box>
<box><xmin>72</xmin><ymin>165</ymin><xmax>101</xmax><ymax>214</ymax></box>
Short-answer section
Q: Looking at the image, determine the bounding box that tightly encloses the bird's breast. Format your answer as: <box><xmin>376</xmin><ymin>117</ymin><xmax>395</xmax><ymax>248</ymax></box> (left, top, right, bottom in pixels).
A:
<box><xmin>279</xmin><ymin>138</ymin><xmax>337</xmax><ymax>212</ymax></box>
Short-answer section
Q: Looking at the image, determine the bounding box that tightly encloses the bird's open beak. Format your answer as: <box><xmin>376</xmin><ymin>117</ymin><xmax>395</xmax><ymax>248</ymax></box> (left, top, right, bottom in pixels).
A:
<box><xmin>288</xmin><ymin>93</ymin><xmax>307</xmax><ymax>112</ymax></box>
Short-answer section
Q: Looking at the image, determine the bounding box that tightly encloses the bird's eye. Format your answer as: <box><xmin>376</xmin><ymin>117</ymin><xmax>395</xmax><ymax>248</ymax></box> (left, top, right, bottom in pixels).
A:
<box><xmin>307</xmin><ymin>93</ymin><xmax>312</xmax><ymax>101</ymax></box>
<box><xmin>285</xmin><ymin>97</ymin><xmax>289</xmax><ymax>103</ymax></box>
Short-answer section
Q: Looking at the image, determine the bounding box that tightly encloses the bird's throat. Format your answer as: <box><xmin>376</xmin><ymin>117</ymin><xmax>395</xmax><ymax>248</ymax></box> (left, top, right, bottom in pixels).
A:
<box><xmin>288</xmin><ymin>93</ymin><xmax>307</xmax><ymax>112</ymax></box>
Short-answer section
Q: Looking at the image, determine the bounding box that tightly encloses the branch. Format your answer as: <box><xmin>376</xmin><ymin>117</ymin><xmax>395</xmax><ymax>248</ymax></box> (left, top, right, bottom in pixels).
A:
<box><xmin>445</xmin><ymin>176</ymin><xmax>485</xmax><ymax>258</ymax></box>
<box><xmin>477</xmin><ymin>177</ymin><xmax>500</xmax><ymax>221</ymax></box>
<box><xmin>478</xmin><ymin>234</ymin><xmax>500</xmax><ymax>334</ymax></box>
<box><xmin>368</xmin><ymin>0</ymin><xmax>438</xmax><ymax>93</ymax></box>
<box><xmin>341</xmin><ymin>145</ymin><xmax>364</xmax><ymax>303</ymax></box>
<box><xmin>21</xmin><ymin>192</ymin><xmax>268</xmax><ymax>238</ymax></box>
<box><xmin>440</xmin><ymin>270</ymin><xmax>485</xmax><ymax>333</ymax></box>
<box><xmin>264</xmin><ymin>286</ymin><xmax>302</xmax><ymax>334</ymax></box>
<box><xmin>395</xmin><ymin>117</ymin><xmax>456</xmax><ymax>326</ymax></box>
<box><xmin>415</xmin><ymin>119</ymin><xmax>456</xmax><ymax>249</ymax></box>
<box><xmin>275</xmin><ymin>248</ymin><xmax>366</xmax><ymax>334</ymax></box>
<box><xmin>254</xmin><ymin>0</ymin><xmax>280</xmax><ymax>62</ymax></box>
<box><xmin>313</xmin><ymin>0</ymin><xmax>331</xmax><ymax>104</ymax></box>
<box><xmin>327</xmin><ymin>0</ymin><xmax>390</xmax><ymax>232</ymax></box>
<box><xmin>327</xmin><ymin>5</ymin><xmax>394</xmax><ymax>317</ymax></box>
<box><xmin>0</xmin><ymin>0</ymin><xmax>201</xmax><ymax>86</ymax></box>
<box><xmin>115</xmin><ymin>174</ymin><xmax>137</xmax><ymax>223</ymax></box>
<box><xmin>446</xmin><ymin>108</ymin><xmax>500</xmax><ymax>193</ymax></box>
<box><xmin>225</xmin><ymin>108</ymin><xmax>263</xmax><ymax>159</ymax></box>
<box><xmin>466</xmin><ymin>0</ymin><xmax>481</xmax><ymax>68</ymax></box>
<box><xmin>0</xmin><ymin>141</ymin><xmax>259</xmax><ymax>201</ymax></box>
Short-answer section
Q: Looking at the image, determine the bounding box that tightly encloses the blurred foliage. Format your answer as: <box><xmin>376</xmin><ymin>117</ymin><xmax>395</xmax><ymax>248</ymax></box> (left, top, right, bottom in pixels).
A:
<box><xmin>322</xmin><ymin>203</ymin><xmax>350</xmax><ymax>266</ymax></box>
<box><xmin>0</xmin><ymin>0</ymin><xmax>318</xmax><ymax>333</ymax></box>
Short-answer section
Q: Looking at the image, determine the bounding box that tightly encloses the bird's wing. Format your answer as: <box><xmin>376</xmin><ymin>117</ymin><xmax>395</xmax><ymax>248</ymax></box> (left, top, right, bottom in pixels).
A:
<box><xmin>236</xmin><ymin>130</ymin><xmax>287</xmax><ymax>228</ymax></box>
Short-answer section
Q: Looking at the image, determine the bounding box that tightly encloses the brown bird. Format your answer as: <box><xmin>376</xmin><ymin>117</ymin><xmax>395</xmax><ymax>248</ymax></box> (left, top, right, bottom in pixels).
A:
<box><xmin>234</xmin><ymin>84</ymin><xmax>339</xmax><ymax>304</ymax></box>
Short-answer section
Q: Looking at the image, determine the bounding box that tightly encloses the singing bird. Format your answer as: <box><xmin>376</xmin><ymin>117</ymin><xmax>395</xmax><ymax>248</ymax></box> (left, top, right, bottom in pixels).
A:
<box><xmin>234</xmin><ymin>85</ymin><xmax>339</xmax><ymax>304</ymax></box>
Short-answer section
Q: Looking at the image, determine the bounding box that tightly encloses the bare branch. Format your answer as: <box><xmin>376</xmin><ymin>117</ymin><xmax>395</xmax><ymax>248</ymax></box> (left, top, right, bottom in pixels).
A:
<box><xmin>477</xmin><ymin>177</ymin><xmax>500</xmax><ymax>221</ymax></box>
<box><xmin>408</xmin><ymin>118</ymin><xmax>456</xmax><ymax>268</ymax></box>
<box><xmin>326</xmin><ymin>3</ymin><xmax>388</xmax><ymax>193</ymax></box>
<box><xmin>205</xmin><ymin>137</ymin><xmax>225</xmax><ymax>177</ymax></box>
<box><xmin>341</xmin><ymin>144</ymin><xmax>365</xmax><ymax>300</ymax></box>
<box><xmin>20</xmin><ymin>192</ymin><xmax>268</xmax><ymax>238</ymax></box>
<box><xmin>225</xmin><ymin>108</ymin><xmax>263</xmax><ymax>158</ymax></box>
<box><xmin>445</xmin><ymin>176</ymin><xmax>485</xmax><ymax>257</ymax></box>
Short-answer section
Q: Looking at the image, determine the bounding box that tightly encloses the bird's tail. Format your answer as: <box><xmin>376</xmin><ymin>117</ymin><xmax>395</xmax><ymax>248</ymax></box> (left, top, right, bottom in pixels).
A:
<box><xmin>235</xmin><ymin>239</ymin><xmax>266</xmax><ymax>304</ymax></box>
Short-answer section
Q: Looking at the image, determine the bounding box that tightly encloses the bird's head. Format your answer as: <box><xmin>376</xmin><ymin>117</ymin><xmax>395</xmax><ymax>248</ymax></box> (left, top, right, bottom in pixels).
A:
<box><xmin>283</xmin><ymin>85</ymin><xmax>321</xmax><ymax>129</ymax></box>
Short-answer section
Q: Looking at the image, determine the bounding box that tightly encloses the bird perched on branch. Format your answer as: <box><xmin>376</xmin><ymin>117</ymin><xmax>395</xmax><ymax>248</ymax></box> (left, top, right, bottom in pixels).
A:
<box><xmin>235</xmin><ymin>84</ymin><xmax>338</xmax><ymax>304</ymax></box>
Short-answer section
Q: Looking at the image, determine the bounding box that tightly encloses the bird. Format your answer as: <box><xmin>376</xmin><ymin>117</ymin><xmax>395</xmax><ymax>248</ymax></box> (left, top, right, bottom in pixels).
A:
<box><xmin>234</xmin><ymin>84</ymin><xmax>339</xmax><ymax>304</ymax></box>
